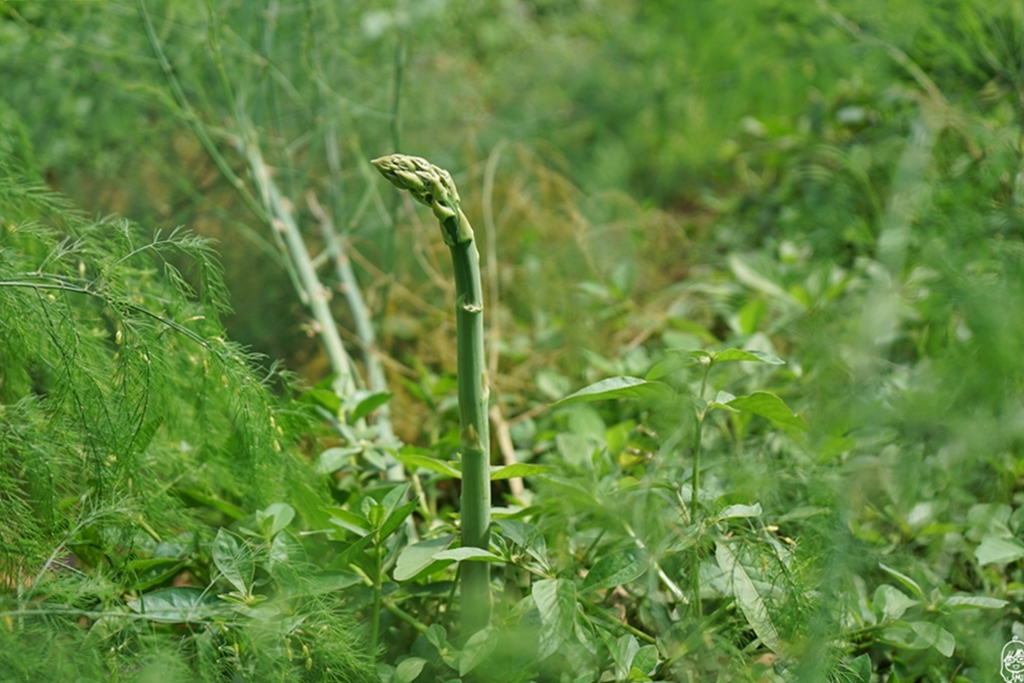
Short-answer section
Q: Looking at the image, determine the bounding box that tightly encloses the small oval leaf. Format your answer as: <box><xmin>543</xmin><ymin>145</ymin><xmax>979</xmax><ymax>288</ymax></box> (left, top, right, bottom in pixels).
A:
<box><xmin>710</xmin><ymin>349</ymin><xmax>785</xmax><ymax>365</ymax></box>
<box><xmin>394</xmin><ymin>534</ymin><xmax>457</xmax><ymax>581</ymax></box>
<box><xmin>351</xmin><ymin>391</ymin><xmax>393</xmax><ymax>423</ymax></box>
<box><xmin>432</xmin><ymin>547</ymin><xmax>503</xmax><ymax>563</ymax></box>
<box><xmin>717</xmin><ymin>541</ymin><xmax>784</xmax><ymax>654</ymax></box>
<box><xmin>908</xmin><ymin>621</ymin><xmax>955</xmax><ymax>657</ymax></box>
<box><xmin>727</xmin><ymin>391</ymin><xmax>809</xmax><ymax>432</ymax></box>
<box><xmin>943</xmin><ymin>595</ymin><xmax>1008</xmax><ymax>610</ymax></box>
<box><xmin>212</xmin><ymin>529</ymin><xmax>253</xmax><ymax>595</ymax></box>
<box><xmin>552</xmin><ymin>376</ymin><xmax>674</xmax><ymax>407</ymax></box>
<box><xmin>393</xmin><ymin>656</ymin><xmax>428</xmax><ymax>683</ymax></box>
<box><xmin>719</xmin><ymin>503</ymin><xmax>762</xmax><ymax>520</ymax></box>
<box><xmin>490</xmin><ymin>463</ymin><xmax>553</xmax><ymax>480</ymax></box>
<box><xmin>581</xmin><ymin>551</ymin><xmax>647</xmax><ymax>593</ymax></box>
<box><xmin>127</xmin><ymin>587</ymin><xmax>223</xmax><ymax>623</ymax></box>
<box><xmin>398</xmin><ymin>453</ymin><xmax>462</xmax><ymax>479</ymax></box>
<box><xmin>975</xmin><ymin>536</ymin><xmax>1024</xmax><ymax>566</ymax></box>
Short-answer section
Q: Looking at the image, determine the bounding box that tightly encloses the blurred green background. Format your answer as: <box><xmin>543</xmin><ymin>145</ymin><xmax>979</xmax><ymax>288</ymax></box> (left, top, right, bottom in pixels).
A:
<box><xmin>4</xmin><ymin>0</ymin><xmax>1024</xmax><ymax>680</ymax></box>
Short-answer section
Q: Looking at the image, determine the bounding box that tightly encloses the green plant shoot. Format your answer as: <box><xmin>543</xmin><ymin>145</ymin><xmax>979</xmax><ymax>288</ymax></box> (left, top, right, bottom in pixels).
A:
<box><xmin>372</xmin><ymin>153</ymin><xmax>492</xmax><ymax>634</ymax></box>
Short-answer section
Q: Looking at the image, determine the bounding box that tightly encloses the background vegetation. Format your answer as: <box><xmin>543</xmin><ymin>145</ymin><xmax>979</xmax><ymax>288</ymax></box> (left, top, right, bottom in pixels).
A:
<box><xmin>2</xmin><ymin>1</ymin><xmax>1024</xmax><ymax>681</ymax></box>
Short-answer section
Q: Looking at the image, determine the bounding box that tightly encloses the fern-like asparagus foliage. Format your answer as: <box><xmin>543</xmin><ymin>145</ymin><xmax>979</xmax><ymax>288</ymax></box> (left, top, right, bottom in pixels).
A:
<box><xmin>0</xmin><ymin>159</ymin><xmax>375</xmax><ymax>681</ymax></box>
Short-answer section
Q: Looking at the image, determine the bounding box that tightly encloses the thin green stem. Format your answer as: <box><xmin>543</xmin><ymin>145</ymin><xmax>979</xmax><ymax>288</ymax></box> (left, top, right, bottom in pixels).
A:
<box><xmin>581</xmin><ymin>601</ymin><xmax>657</xmax><ymax>645</ymax></box>
<box><xmin>371</xmin><ymin>541</ymin><xmax>383</xmax><ymax>659</ymax></box>
<box><xmin>379</xmin><ymin>34</ymin><xmax>405</xmax><ymax>325</ymax></box>
<box><xmin>139</xmin><ymin>0</ymin><xmax>309</xmax><ymax>327</ymax></box>
<box><xmin>382</xmin><ymin>598</ymin><xmax>429</xmax><ymax>634</ymax></box>
<box><xmin>691</xmin><ymin>412</ymin><xmax>704</xmax><ymax>618</ymax></box>
<box><xmin>0</xmin><ymin>278</ymin><xmax>214</xmax><ymax>352</ymax></box>
<box><xmin>390</xmin><ymin>36</ymin><xmax>405</xmax><ymax>155</ymax></box>
<box><xmin>691</xmin><ymin>360</ymin><xmax>711</xmax><ymax>618</ymax></box>
<box><xmin>136</xmin><ymin>0</ymin><xmax>267</xmax><ymax>226</ymax></box>
<box><xmin>691</xmin><ymin>412</ymin><xmax>704</xmax><ymax>528</ymax></box>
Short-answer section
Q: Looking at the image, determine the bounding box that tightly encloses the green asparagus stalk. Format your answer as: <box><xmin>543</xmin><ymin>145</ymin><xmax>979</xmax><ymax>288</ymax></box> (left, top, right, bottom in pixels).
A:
<box><xmin>372</xmin><ymin>154</ymin><xmax>492</xmax><ymax>634</ymax></box>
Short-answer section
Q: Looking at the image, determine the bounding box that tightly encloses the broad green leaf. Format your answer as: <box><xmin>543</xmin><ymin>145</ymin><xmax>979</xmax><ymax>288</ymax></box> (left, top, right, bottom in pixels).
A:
<box><xmin>212</xmin><ymin>529</ymin><xmax>253</xmax><ymax>595</ymax></box>
<box><xmin>303</xmin><ymin>388</ymin><xmax>341</xmax><ymax>413</ymax></box>
<box><xmin>707</xmin><ymin>390</ymin><xmax>740</xmax><ymax>413</ymax></box>
<box><xmin>645</xmin><ymin>358</ymin><xmax>680</xmax><ymax>381</ymax></box>
<box><xmin>536</xmin><ymin>369</ymin><xmax>573</xmax><ymax>401</ymax></box>
<box><xmin>551</xmin><ymin>376</ymin><xmax>674</xmax><ymax>407</ymax></box>
<box><xmin>291</xmin><ymin>481</ymin><xmax>334</xmax><ymax>530</ymax></box>
<box><xmin>943</xmin><ymin>595</ymin><xmax>1008</xmax><ymax>610</ymax></box>
<box><xmin>495</xmin><ymin>519</ymin><xmax>549</xmax><ymax>568</ymax></box>
<box><xmin>613</xmin><ymin>635</ymin><xmax>641</xmax><ymax>679</ymax></box>
<box><xmin>1010</xmin><ymin>505</ymin><xmax>1024</xmax><ymax>534</ymax></box>
<box><xmin>316</xmin><ymin>446</ymin><xmax>362</xmax><ymax>474</ymax></box>
<box><xmin>776</xmin><ymin>506</ymin><xmax>830</xmax><ymax>523</ymax></box>
<box><xmin>605</xmin><ymin>421</ymin><xmax>636</xmax><ymax>456</ymax></box>
<box><xmin>367</xmin><ymin>503</ymin><xmax>385</xmax><ymax>530</ymax></box>
<box><xmin>556</xmin><ymin>432</ymin><xmax>597</xmax><ymax>468</ymax></box>
<box><xmin>394</xmin><ymin>534</ymin><xmax>457</xmax><ymax>581</ymax></box>
<box><xmin>580</xmin><ymin>551</ymin><xmax>646</xmax><ymax>593</ymax></box>
<box><xmin>393</xmin><ymin>656</ymin><xmax>428</xmax><ymax>683</ymax></box>
<box><xmin>736</xmin><ymin>298</ymin><xmax>769</xmax><ymax>335</ymax></box>
<box><xmin>379</xmin><ymin>500</ymin><xmax>418</xmax><ymax>540</ymax></box>
<box><xmin>324</xmin><ymin>506</ymin><xmax>371</xmax><ymax>537</ymax></box>
<box><xmin>123</xmin><ymin>557</ymin><xmax>186</xmax><ymax>592</ymax></box>
<box><xmin>727</xmin><ymin>391</ymin><xmax>809</xmax><ymax>432</ymax></box>
<box><xmin>381</xmin><ymin>482</ymin><xmax>411</xmax><ymax>518</ymax></box>
<box><xmin>728</xmin><ymin>254</ymin><xmax>804</xmax><ymax>308</ymax></box>
<box><xmin>975</xmin><ymin>536</ymin><xmax>1024</xmax><ymax>565</ymax></box>
<box><xmin>719</xmin><ymin>503</ymin><xmax>762</xmax><ymax>519</ymax></box>
<box><xmin>351</xmin><ymin>391</ymin><xmax>393</xmax><ymax>423</ymax></box>
<box><xmin>398</xmin><ymin>452</ymin><xmax>461</xmax><ymax>479</ymax></box>
<box><xmin>490</xmin><ymin>463</ymin><xmax>553</xmax><ymax>480</ymax></box>
<box><xmin>878</xmin><ymin>563</ymin><xmax>923</xmax><ymax>600</ymax></box>
<box><xmin>574</xmin><ymin>617</ymin><xmax>598</xmax><ymax>659</ymax></box>
<box><xmin>966</xmin><ymin>503</ymin><xmax>1012</xmax><ymax>541</ymax></box>
<box><xmin>257</xmin><ymin>502</ymin><xmax>295</xmax><ymax>538</ymax></box>
<box><xmin>876</xmin><ymin>565</ymin><xmax>925</xmax><ymax>602</ymax></box>
<box><xmin>296</xmin><ymin>571</ymin><xmax>362</xmax><ymax>596</ymax></box>
<box><xmin>700</xmin><ymin>348</ymin><xmax>785</xmax><ymax>365</ymax></box>
<box><xmin>666</xmin><ymin>318</ymin><xmax>718</xmax><ymax>346</ymax></box>
<box><xmin>716</xmin><ymin>541</ymin><xmax>783</xmax><ymax>653</ymax></box>
<box><xmin>908</xmin><ymin>621</ymin><xmax>955</xmax><ymax>657</ymax></box>
<box><xmin>267</xmin><ymin>532</ymin><xmax>299</xmax><ymax>573</ymax></box>
<box><xmin>847</xmin><ymin>654</ymin><xmax>872</xmax><ymax>683</ymax></box>
<box><xmin>126</xmin><ymin>587</ymin><xmax>222</xmax><ymax>623</ymax></box>
<box><xmin>460</xmin><ymin>626</ymin><xmax>498</xmax><ymax>676</ymax></box>
<box><xmin>879</xmin><ymin>623</ymin><xmax>930</xmax><ymax>651</ymax></box>
<box><xmin>361</xmin><ymin>448</ymin><xmax>390</xmax><ymax>471</ymax></box>
<box><xmin>432</xmin><ymin>547</ymin><xmax>503</xmax><ymax>562</ymax></box>
<box><xmin>533</xmin><ymin>578</ymin><xmax>577</xmax><ymax>659</ymax></box>
<box><xmin>330</xmin><ymin>533</ymin><xmax>375</xmax><ymax>569</ymax></box>
<box><xmin>631</xmin><ymin>644</ymin><xmax>659</xmax><ymax>677</ymax></box>
<box><xmin>873</xmin><ymin>584</ymin><xmax>918</xmax><ymax>621</ymax></box>
<box><xmin>178</xmin><ymin>488</ymin><xmax>246</xmax><ymax>519</ymax></box>
<box><xmin>425</xmin><ymin>623</ymin><xmax>447</xmax><ymax>651</ymax></box>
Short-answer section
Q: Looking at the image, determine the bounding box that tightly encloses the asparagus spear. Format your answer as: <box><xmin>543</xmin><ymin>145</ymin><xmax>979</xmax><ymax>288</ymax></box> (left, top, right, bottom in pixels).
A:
<box><xmin>372</xmin><ymin>154</ymin><xmax>492</xmax><ymax>634</ymax></box>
